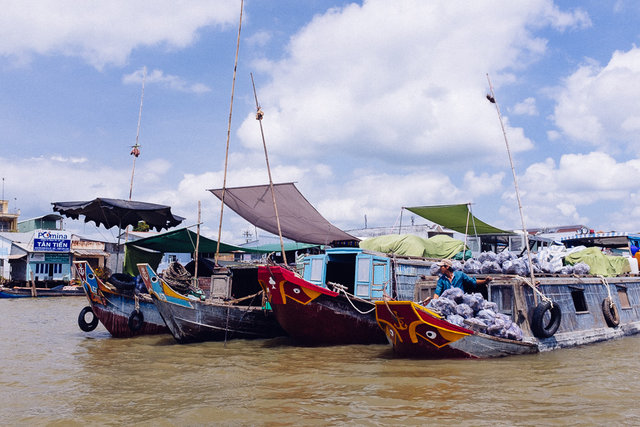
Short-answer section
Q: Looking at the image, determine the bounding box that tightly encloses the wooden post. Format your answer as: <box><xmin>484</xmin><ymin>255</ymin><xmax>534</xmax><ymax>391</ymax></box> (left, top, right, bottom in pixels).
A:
<box><xmin>30</xmin><ymin>271</ymin><xmax>37</xmax><ymax>297</ymax></box>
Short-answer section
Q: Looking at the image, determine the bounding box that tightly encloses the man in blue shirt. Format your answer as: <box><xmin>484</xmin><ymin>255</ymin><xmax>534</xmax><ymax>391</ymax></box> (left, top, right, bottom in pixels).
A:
<box><xmin>433</xmin><ymin>259</ymin><xmax>492</xmax><ymax>299</ymax></box>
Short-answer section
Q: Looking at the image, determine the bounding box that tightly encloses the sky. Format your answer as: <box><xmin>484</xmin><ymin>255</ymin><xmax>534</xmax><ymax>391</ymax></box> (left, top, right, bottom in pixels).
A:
<box><xmin>1</xmin><ymin>0</ymin><xmax>640</xmax><ymax>245</ymax></box>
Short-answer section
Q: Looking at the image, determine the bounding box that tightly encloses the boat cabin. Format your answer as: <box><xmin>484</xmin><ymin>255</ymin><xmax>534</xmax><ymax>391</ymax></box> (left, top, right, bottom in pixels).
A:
<box><xmin>302</xmin><ymin>248</ymin><xmax>391</xmax><ymax>301</ymax></box>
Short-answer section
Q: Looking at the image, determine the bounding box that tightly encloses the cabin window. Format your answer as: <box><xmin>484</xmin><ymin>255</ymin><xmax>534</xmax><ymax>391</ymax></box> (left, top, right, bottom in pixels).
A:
<box><xmin>357</xmin><ymin>257</ymin><xmax>371</xmax><ymax>282</ymax></box>
<box><xmin>310</xmin><ymin>258</ymin><xmax>323</xmax><ymax>282</ymax></box>
<box><xmin>618</xmin><ymin>287</ymin><xmax>631</xmax><ymax>309</ymax></box>
<box><xmin>571</xmin><ymin>289</ymin><xmax>588</xmax><ymax>312</ymax></box>
<box><xmin>489</xmin><ymin>285</ymin><xmax>513</xmax><ymax>314</ymax></box>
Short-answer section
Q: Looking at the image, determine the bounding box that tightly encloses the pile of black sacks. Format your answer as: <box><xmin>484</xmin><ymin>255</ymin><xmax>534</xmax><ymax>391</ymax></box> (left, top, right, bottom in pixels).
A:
<box><xmin>429</xmin><ymin>287</ymin><xmax>524</xmax><ymax>341</ymax></box>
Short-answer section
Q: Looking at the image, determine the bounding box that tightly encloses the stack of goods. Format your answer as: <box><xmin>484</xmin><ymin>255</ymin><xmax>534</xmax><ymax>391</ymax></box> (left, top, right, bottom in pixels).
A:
<box><xmin>429</xmin><ymin>246</ymin><xmax>591</xmax><ymax>276</ymax></box>
<box><xmin>429</xmin><ymin>287</ymin><xmax>524</xmax><ymax>341</ymax></box>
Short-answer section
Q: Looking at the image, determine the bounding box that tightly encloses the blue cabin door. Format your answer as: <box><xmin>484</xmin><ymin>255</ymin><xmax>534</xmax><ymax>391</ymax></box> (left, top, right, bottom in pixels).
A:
<box><xmin>354</xmin><ymin>254</ymin><xmax>390</xmax><ymax>301</ymax></box>
<box><xmin>302</xmin><ymin>254</ymin><xmax>326</xmax><ymax>286</ymax></box>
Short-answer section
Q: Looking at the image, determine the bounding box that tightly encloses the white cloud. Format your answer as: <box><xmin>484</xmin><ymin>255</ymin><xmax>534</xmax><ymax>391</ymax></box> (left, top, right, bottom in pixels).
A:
<box><xmin>552</xmin><ymin>47</ymin><xmax>640</xmax><ymax>154</ymax></box>
<box><xmin>498</xmin><ymin>152</ymin><xmax>640</xmax><ymax>230</ymax></box>
<box><xmin>512</xmin><ymin>97</ymin><xmax>539</xmax><ymax>116</ymax></box>
<box><xmin>123</xmin><ymin>68</ymin><xmax>211</xmax><ymax>94</ymax></box>
<box><xmin>0</xmin><ymin>1</ymin><xmax>238</xmax><ymax>69</ymax></box>
<box><xmin>237</xmin><ymin>0</ymin><xmax>591</xmax><ymax>170</ymax></box>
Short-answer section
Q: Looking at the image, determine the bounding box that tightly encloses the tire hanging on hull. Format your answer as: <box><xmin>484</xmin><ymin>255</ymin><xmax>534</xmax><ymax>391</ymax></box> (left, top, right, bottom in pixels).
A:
<box><xmin>602</xmin><ymin>297</ymin><xmax>620</xmax><ymax>327</ymax></box>
<box><xmin>78</xmin><ymin>306</ymin><xmax>99</xmax><ymax>332</ymax></box>
<box><xmin>530</xmin><ymin>300</ymin><xmax>561</xmax><ymax>338</ymax></box>
<box><xmin>128</xmin><ymin>309</ymin><xmax>144</xmax><ymax>332</ymax></box>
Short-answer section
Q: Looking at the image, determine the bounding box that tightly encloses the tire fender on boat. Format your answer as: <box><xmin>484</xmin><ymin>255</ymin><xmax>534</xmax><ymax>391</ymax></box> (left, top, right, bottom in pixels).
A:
<box><xmin>530</xmin><ymin>300</ymin><xmax>562</xmax><ymax>339</ymax></box>
<box><xmin>602</xmin><ymin>297</ymin><xmax>620</xmax><ymax>327</ymax></box>
<box><xmin>128</xmin><ymin>309</ymin><xmax>144</xmax><ymax>332</ymax></box>
<box><xmin>78</xmin><ymin>306</ymin><xmax>99</xmax><ymax>332</ymax></box>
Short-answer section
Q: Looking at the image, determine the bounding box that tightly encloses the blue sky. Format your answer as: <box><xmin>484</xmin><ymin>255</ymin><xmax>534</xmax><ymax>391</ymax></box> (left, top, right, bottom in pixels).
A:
<box><xmin>2</xmin><ymin>0</ymin><xmax>640</xmax><ymax>244</ymax></box>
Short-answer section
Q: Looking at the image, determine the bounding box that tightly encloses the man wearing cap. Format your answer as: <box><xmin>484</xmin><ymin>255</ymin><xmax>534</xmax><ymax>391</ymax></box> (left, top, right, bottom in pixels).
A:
<box><xmin>433</xmin><ymin>258</ymin><xmax>492</xmax><ymax>299</ymax></box>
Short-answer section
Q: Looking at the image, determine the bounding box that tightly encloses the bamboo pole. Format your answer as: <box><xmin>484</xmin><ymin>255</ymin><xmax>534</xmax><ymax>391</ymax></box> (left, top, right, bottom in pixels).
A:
<box><xmin>124</xmin><ymin>67</ymin><xmax>146</xmax><ymax>267</ymax></box>
<box><xmin>215</xmin><ymin>0</ymin><xmax>244</xmax><ymax>266</ymax></box>
<box><xmin>250</xmin><ymin>72</ymin><xmax>287</xmax><ymax>264</ymax></box>
<box><xmin>129</xmin><ymin>67</ymin><xmax>146</xmax><ymax>201</ymax></box>
<box><xmin>194</xmin><ymin>201</ymin><xmax>201</xmax><ymax>288</ymax></box>
<box><xmin>486</xmin><ymin>73</ymin><xmax>537</xmax><ymax>297</ymax></box>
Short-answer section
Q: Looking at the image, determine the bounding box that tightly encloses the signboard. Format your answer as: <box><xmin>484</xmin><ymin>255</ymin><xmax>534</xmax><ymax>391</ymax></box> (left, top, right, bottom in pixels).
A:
<box><xmin>33</xmin><ymin>230</ymin><xmax>71</xmax><ymax>253</ymax></box>
<box><xmin>45</xmin><ymin>253</ymin><xmax>70</xmax><ymax>263</ymax></box>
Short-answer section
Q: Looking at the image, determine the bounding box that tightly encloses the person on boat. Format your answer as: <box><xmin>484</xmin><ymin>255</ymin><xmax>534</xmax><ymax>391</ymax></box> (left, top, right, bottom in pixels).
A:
<box><xmin>432</xmin><ymin>259</ymin><xmax>492</xmax><ymax>300</ymax></box>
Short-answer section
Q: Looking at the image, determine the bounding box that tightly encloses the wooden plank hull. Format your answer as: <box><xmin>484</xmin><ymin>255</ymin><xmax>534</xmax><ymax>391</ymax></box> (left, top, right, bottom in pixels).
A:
<box><xmin>257</xmin><ymin>265</ymin><xmax>387</xmax><ymax>345</ymax></box>
<box><xmin>138</xmin><ymin>263</ymin><xmax>285</xmax><ymax>344</ymax></box>
<box><xmin>0</xmin><ymin>286</ymin><xmax>84</xmax><ymax>298</ymax></box>
<box><xmin>74</xmin><ymin>261</ymin><xmax>168</xmax><ymax>338</ymax></box>
<box><xmin>375</xmin><ymin>300</ymin><xmax>538</xmax><ymax>359</ymax></box>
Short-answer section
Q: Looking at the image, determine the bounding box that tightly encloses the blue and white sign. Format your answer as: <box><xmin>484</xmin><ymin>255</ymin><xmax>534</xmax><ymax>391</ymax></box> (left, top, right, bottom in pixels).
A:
<box><xmin>33</xmin><ymin>230</ymin><xmax>71</xmax><ymax>253</ymax></box>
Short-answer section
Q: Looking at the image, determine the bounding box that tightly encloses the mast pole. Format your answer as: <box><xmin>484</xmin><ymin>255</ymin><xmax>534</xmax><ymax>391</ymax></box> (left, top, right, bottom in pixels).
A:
<box><xmin>129</xmin><ymin>66</ymin><xmax>146</xmax><ymax>201</ymax></box>
<box><xmin>194</xmin><ymin>201</ymin><xmax>201</xmax><ymax>287</ymax></box>
<box><xmin>215</xmin><ymin>0</ymin><xmax>244</xmax><ymax>266</ymax></box>
<box><xmin>250</xmin><ymin>72</ymin><xmax>287</xmax><ymax>264</ymax></box>
<box><xmin>486</xmin><ymin>73</ymin><xmax>537</xmax><ymax>292</ymax></box>
<box><xmin>123</xmin><ymin>67</ymin><xmax>146</xmax><ymax>270</ymax></box>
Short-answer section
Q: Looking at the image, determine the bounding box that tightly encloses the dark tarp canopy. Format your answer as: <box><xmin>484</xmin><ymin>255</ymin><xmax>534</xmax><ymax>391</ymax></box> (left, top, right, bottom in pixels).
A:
<box><xmin>209</xmin><ymin>183</ymin><xmax>358</xmax><ymax>245</ymax></box>
<box><xmin>52</xmin><ymin>198</ymin><xmax>185</xmax><ymax>232</ymax></box>
<box><xmin>405</xmin><ymin>204</ymin><xmax>510</xmax><ymax>235</ymax></box>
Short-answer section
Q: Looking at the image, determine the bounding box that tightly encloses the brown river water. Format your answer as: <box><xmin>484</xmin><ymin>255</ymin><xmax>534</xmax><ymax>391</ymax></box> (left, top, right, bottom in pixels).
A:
<box><xmin>1</xmin><ymin>297</ymin><xmax>639</xmax><ymax>426</ymax></box>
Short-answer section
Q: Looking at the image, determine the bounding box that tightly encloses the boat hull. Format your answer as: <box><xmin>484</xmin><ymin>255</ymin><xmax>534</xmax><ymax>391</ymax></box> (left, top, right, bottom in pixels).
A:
<box><xmin>74</xmin><ymin>261</ymin><xmax>168</xmax><ymax>338</ymax></box>
<box><xmin>375</xmin><ymin>300</ymin><xmax>538</xmax><ymax>359</ymax></box>
<box><xmin>0</xmin><ymin>286</ymin><xmax>84</xmax><ymax>298</ymax></box>
<box><xmin>138</xmin><ymin>263</ymin><xmax>285</xmax><ymax>344</ymax></box>
<box><xmin>257</xmin><ymin>265</ymin><xmax>387</xmax><ymax>345</ymax></box>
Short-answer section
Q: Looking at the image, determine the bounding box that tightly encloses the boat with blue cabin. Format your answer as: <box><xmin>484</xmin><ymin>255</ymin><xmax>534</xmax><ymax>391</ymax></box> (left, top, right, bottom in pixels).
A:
<box><xmin>259</xmin><ymin>243</ymin><xmax>640</xmax><ymax>357</ymax></box>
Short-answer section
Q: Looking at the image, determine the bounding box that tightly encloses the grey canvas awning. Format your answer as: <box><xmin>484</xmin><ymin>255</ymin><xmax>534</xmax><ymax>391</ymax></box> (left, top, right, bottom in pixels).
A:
<box><xmin>209</xmin><ymin>183</ymin><xmax>358</xmax><ymax>245</ymax></box>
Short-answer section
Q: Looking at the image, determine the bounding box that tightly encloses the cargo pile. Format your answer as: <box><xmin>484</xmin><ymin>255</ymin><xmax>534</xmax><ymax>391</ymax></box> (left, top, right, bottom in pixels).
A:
<box><xmin>429</xmin><ymin>287</ymin><xmax>524</xmax><ymax>341</ymax></box>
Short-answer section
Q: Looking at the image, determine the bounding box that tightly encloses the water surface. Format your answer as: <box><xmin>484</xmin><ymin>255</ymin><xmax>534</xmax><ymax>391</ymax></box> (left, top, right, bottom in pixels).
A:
<box><xmin>1</xmin><ymin>298</ymin><xmax>639</xmax><ymax>426</ymax></box>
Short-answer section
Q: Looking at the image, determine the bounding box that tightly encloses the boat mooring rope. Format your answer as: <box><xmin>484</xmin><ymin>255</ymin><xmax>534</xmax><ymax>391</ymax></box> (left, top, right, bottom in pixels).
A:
<box><xmin>514</xmin><ymin>275</ymin><xmax>553</xmax><ymax>306</ymax></box>
<box><xmin>328</xmin><ymin>282</ymin><xmax>376</xmax><ymax>315</ymax></box>
<box><xmin>597</xmin><ymin>275</ymin><xmax>614</xmax><ymax>304</ymax></box>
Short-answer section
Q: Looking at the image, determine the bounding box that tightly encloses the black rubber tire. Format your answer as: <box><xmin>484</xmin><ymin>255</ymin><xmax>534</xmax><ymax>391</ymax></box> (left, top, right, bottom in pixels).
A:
<box><xmin>602</xmin><ymin>297</ymin><xmax>620</xmax><ymax>327</ymax></box>
<box><xmin>128</xmin><ymin>309</ymin><xmax>144</xmax><ymax>332</ymax></box>
<box><xmin>109</xmin><ymin>273</ymin><xmax>136</xmax><ymax>292</ymax></box>
<box><xmin>78</xmin><ymin>306</ymin><xmax>99</xmax><ymax>332</ymax></box>
<box><xmin>530</xmin><ymin>300</ymin><xmax>562</xmax><ymax>338</ymax></box>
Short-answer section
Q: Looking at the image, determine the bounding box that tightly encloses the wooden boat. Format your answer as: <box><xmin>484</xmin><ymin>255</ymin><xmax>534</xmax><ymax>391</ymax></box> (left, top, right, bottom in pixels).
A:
<box><xmin>257</xmin><ymin>263</ymin><xmax>387</xmax><ymax>344</ymax></box>
<box><xmin>73</xmin><ymin>261</ymin><xmax>168</xmax><ymax>337</ymax></box>
<box><xmin>0</xmin><ymin>284</ymin><xmax>84</xmax><ymax>298</ymax></box>
<box><xmin>256</xmin><ymin>247</ymin><xmax>434</xmax><ymax>345</ymax></box>
<box><xmin>375</xmin><ymin>274</ymin><xmax>640</xmax><ymax>358</ymax></box>
<box><xmin>375</xmin><ymin>300</ymin><xmax>538</xmax><ymax>358</ymax></box>
<box><xmin>137</xmin><ymin>263</ymin><xmax>285</xmax><ymax>344</ymax></box>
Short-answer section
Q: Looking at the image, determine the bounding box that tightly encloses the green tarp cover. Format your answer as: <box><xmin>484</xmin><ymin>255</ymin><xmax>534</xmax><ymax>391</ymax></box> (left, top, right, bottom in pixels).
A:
<box><xmin>123</xmin><ymin>244</ymin><xmax>163</xmax><ymax>276</ymax></box>
<box><xmin>405</xmin><ymin>204</ymin><xmax>510</xmax><ymax>235</ymax></box>
<box><xmin>122</xmin><ymin>227</ymin><xmax>256</xmax><ymax>276</ymax></box>
<box><xmin>564</xmin><ymin>247</ymin><xmax>631</xmax><ymax>277</ymax></box>
<box><xmin>359</xmin><ymin>234</ymin><xmax>465</xmax><ymax>258</ymax></box>
<box><xmin>124</xmin><ymin>228</ymin><xmax>247</xmax><ymax>254</ymax></box>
